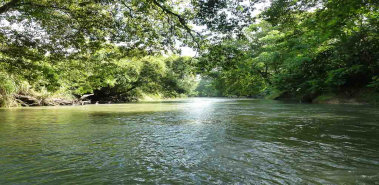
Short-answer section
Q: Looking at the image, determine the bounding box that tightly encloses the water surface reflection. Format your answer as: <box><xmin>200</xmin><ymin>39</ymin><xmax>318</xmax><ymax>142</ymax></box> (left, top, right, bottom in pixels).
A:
<box><xmin>1</xmin><ymin>98</ymin><xmax>379</xmax><ymax>184</ymax></box>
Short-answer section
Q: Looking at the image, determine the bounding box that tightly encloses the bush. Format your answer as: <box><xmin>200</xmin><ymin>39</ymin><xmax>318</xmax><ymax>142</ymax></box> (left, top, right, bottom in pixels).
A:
<box><xmin>0</xmin><ymin>72</ymin><xmax>17</xmax><ymax>107</ymax></box>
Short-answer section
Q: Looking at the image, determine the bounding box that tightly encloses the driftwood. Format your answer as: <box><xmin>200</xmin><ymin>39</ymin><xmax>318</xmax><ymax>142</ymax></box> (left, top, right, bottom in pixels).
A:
<box><xmin>80</xmin><ymin>94</ymin><xmax>94</xmax><ymax>100</ymax></box>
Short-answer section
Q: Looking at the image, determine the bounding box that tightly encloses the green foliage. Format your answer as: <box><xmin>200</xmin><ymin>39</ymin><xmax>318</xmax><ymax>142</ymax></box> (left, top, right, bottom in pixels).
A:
<box><xmin>196</xmin><ymin>76</ymin><xmax>220</xmax><ymax>97</ymax></box>
<box><xmin>0</xmin><ymin>39</ymin><xmax>199</xmax><ymax>106</ymax></box>
<box><xmin>0</xmin><ymin>0</ymin><xmax>254</xmax><ymax>106</ymax></box>
<box><xmin>197</xmin><ymin>0</ymin><xmax>379</xmax><ymax>102</ymax></box>
<box><xmin>1</xmin><ymin>0</ymin><xmax>378</xmax><ymax>106</ymax></box>
<box><xmin>68</xmin><ymin>52</ymin><xmax>199</xmax><ymax>102</ymax></box>
<box><xmin>0</xmin><ymin>72</ymin><xmax>17</xmax><ymax>107</ymax></box>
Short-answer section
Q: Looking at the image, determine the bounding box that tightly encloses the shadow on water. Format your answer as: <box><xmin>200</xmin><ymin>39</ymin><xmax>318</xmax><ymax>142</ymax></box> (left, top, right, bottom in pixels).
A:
<box><xmin>0</xmin><ymin>98</ymin><xmax>379</xmax><ymax>184</ymax></box>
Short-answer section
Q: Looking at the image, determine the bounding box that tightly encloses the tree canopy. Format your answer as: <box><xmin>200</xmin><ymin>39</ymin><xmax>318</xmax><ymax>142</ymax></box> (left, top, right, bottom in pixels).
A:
<box><xmin>0</xmin><ymin>0</ymin><xmax>255</xmax><ymax>105</ymax></box>
<box><xmin>196</xmin><ymin>0</ymin><xmax>379</xmax><ymax>101</ymax></box>
<box><xmin>1</xmin><ymin>0</ymin><xmax>378</xmax><ymax>106</ymax></box>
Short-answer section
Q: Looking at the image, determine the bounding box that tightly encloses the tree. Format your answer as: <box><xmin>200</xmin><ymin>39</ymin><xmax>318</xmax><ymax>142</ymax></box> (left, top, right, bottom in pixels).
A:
<box><xmin>195</xmin><ymin>0</ymin><xmax>379</xmax><ymax>99</ymax></box>
<box><xmin>0</xmin><ymin>0</ymin><xmax>255</xmax><ymax>102</ymax></box>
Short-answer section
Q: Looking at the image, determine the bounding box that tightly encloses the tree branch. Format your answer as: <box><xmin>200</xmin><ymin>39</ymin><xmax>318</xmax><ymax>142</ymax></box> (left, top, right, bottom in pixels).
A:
<box><xmin>16</xmin><ymin>2</ymin><xmax>72</xmax><ymax>14</ymax></box>
<box><xmin>104</xmin><ymin>85</ymin><xmax>138</xmax><ymax>97</ymax></box>
<box><xmin>150</xmin><ymin>0</ymin><xmax>201</xmax><ymax>50</ymax></box>
<box><xmin>120</xmin><ymin>1</ymin><xmax>135</xmax><ymax>18</ymax></box>
<box><xmin>0</xmin><ymin>0</ymin><xmax>21</xmax><ymax>14</ymax></box>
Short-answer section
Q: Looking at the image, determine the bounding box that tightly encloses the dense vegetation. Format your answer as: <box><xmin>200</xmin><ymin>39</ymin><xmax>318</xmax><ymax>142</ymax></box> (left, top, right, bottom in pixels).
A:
<box><xmin>0</xmin><ymin>0</ymin><xmax>251</xmax><ymax>106</ymax></box>
<box><xmin>197</xmin><ymin>0</ymin><xmax>379</xmax><ymax>103</ymax></box>
<box><xmin>1</xmin><ymin>0</ymin><xmax>378</xmax><ymax>106</ymax></box>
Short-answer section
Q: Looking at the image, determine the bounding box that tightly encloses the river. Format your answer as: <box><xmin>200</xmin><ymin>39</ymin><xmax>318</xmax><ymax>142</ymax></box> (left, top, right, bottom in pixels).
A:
<box><xmin>0</xmin><ymin>98</ymin><xmax>379</xmax><ymax>184</ymax></box>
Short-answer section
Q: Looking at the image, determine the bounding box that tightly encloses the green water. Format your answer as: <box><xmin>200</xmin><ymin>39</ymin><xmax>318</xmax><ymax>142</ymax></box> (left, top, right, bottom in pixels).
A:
<box><xmin>1</xmin><ymin>98</ymin><xmax>379</xmax><ymax>184</ymax></box>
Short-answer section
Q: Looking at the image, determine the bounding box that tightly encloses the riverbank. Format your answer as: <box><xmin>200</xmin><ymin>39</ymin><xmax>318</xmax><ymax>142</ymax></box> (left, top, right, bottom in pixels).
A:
<box><xmin>265</xmin><ymin>88</ymin><xmax>379</xmax><ymax>105</ymax></box>
<box><xmin>6</xmin><ymin>91</ymin><xmax>186</xmax><ymax>107</ymax></box>
<box><xmin>14</xmin><ymin>94</ymin><xmax>79</xmax><ymax>106</ymax></box>
<box><xmin>5</xmin><ymin>89</ymin><xmax>378</xmax><ymax>107</ymax></box>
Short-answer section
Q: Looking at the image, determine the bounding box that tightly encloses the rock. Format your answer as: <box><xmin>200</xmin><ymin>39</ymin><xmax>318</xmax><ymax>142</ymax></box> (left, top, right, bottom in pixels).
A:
<box><xmin>14</xmin><ymin>94</ymin><xmax>87</xmax><ymax>107</ymax></box>
<box><xmin>42</xmin><ymin>98</ymin><xmax>57</xmax><ymax>106</ymax></box>
<box><xmin>58</xmin><ymin>99</ymin><xmax>74</xmax><ymax>106</ymax></box>
<box><xmin>42</xmin><ymin>98</ymin><xmax>77</xmax><ymax>106</ymax></box>
<box><xmin>14</xmin><ymin>95</ymin><xmax>41</xmax><ymax>106</ymax></box>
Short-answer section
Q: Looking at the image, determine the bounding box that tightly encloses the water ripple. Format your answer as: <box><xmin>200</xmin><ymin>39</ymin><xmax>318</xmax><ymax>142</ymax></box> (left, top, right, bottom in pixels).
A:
<box><xmin>1</xmin><ymin>98</ymin><xmax>379</xmax><ymax>184</ymax></box>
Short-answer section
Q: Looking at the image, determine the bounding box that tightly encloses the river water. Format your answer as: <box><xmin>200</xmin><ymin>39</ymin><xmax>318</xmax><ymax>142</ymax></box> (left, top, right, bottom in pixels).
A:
<box><xmin>0</xmin><ymin>98</ymin><xmax>379</xmax><ymax>184</ymax></box>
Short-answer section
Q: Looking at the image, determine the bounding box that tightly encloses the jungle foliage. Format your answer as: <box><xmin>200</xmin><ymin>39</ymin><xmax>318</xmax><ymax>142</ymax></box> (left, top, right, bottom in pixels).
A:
<box><xmin>197</xmin><ymin>0</ymin><xmax>379</xmax><ymax>101</ymax></box>
<box><xmin>0</xmin><ymin>0</ymin><xmax>252</xmax><ymax>106</ymax></box>
<box><xmin>0</xmin><ymin>0</ymin><xmax>378</xmax><ymax>106</ymax></box>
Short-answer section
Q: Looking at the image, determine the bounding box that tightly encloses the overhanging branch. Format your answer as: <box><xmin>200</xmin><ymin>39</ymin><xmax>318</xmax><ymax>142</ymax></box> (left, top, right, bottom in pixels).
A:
<box><xmin>150</xmin><ymin>0</ymin><xmax>202</xmax><ymax>50</ymax></box>
<box><xmin>0</xmin><ymin>0</ymin><xmax>21</xmax><ymax>14</ymax></box>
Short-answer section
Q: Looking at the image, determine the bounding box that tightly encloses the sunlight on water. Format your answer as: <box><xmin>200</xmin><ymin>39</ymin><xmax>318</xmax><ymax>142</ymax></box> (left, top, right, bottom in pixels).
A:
<box><xmin>0</xmin><ymin>98</ymin><xmax>379</xmax><ymax>184</ymax></box>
